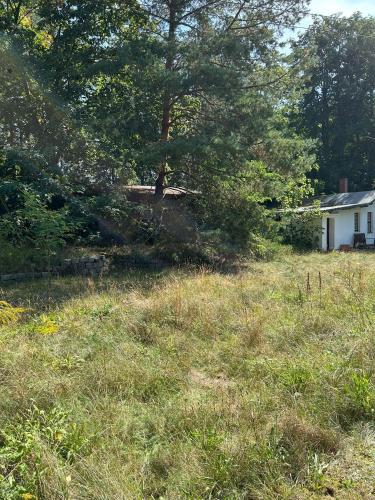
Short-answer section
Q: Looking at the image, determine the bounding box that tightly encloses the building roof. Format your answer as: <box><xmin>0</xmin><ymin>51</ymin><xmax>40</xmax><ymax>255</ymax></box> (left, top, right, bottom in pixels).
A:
<box><xmin>124</xmin><ymin>185</ymin><xmax>196</xmax><ymax>197</ymax></box>
<box><xmin>298</xmin><ymin>190</ymin><xmax>375</xmax><ymax>212</ymax></box>
<box><xmin>121</xmin><ymin>185</ymin><xmax>198</xmax><ymax>203</ymax></box>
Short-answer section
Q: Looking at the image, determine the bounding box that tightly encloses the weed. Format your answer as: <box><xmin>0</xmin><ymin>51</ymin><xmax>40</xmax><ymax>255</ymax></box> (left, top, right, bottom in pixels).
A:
<box><xmin>279</xmin><ymin>365</ymin><xmax>312</xmax><ymax>394</ymax></box>
<box><xmin>31</xmin><ymin>314</ymin><xmax>59</xmax><ymax>335</ymax></box>
<box><xmin>0</xmin><ymin>301</ymin><xmax>27</xmax><ymax>326</ymax></box>
<box><xmin>307</xmin><ymin>453</ymin><xmax>329</xmax><ymax>492</ymax></box>
<box><xmin>90</xmin><ymin>303</ymin><xmax>114</xmax><ymax>320</ymax></box>
<box><xmin>341</xmin><ymin>371</ymin><xmax>375</xmax><ymax>423</ymax></box>
<box><xmin>0</xmin><ymin>405</ymin><xmax>88</xmax><ymax>498</ymax></box>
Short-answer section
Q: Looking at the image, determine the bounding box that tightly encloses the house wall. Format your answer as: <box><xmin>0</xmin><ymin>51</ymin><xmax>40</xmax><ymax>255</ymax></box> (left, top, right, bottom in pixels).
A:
<box><xmin>320</xmin><ymin>217</ymin><xmax>327</xmax><ymax>251</ymax></box>
<box><xmin>321</xmin><ymin>205</ymin><xmax>375</xmax><ymax>250</ymax></box>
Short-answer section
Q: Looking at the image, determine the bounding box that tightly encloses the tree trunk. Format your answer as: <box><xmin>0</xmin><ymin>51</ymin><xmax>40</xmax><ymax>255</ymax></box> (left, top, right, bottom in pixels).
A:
<box><xmin>155</xmin><ymin>3</ymin><xmax>176</xmax><ymax>199</ymax></box>
<box><xmin>155</xmin><ymin>95</ymin><xmax>171</xmax><ymax>197</ymax></box>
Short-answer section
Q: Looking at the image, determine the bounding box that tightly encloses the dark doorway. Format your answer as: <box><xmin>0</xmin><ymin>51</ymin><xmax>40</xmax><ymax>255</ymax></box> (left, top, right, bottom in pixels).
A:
<box><xmin>326</xmin><ymin>218</ymin><xmax>334</xmax><ymax>250</ymax></box>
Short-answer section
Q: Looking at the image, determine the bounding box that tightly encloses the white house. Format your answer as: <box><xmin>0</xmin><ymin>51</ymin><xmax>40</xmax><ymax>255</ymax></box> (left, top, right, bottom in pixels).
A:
<box><xmin>298</xmin><ymin>179</ymin><xmax>375</xmax><ymax>251</ymax></box>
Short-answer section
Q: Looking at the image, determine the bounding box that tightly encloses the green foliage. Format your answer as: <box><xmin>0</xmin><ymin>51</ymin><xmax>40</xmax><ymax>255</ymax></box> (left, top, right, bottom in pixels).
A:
<box><xmin>0</xmin><ymin>301</ymin><xmax>27</xmax><ymax>325</ymax></box>
<box><xmin>0</xmin><ymin>243</ymin><xmax>56</xmax><ymax>274</ymax></box>
<box><xmin>0</xmin><ymin>0</ymin><xmax>316</xmax><ymax>253</ymax></box>
<box><xmin>342</xmin><ymin>371</ymin><xmax>375</xmax><ymax>422</ymax></box>
<box><xmin>281</xmin><ymin>204</ymin><xmax>322</xmax><ymax>249</ymax></box>
<box><xmin>83</xmin><ymin>193</ymin><xmax>158</xmax><ymax>244</ymax></box>
<box><xmin>0</xmin><ymin>1</ymin><xmax>147</xmax><ymax>190</ymax></box>
<box><xmin>295</xmin><ymin>14</ymin><xmax>375</xmax><ymax>192</ymax></box>
<box><xmin>0</xmin><ymin>189</ymin><xmax>75</xmax><ymax>265</ymax></box>
<box><xmin>0</xmin><ymin>405</ymin><xmax>88</xmax><ymax>499</ymax></box>
<box><xmin>280</xmin><ymin>365</ymin><xmax>312</xmax><ymax>393</ymax></box>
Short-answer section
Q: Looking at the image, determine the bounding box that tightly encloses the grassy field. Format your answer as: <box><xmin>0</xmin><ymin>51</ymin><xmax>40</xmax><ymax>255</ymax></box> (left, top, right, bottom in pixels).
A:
<box><xmin>0</xmin><ymin>250</ymin><xmax>375</xmax><ymax>499</ymax></box>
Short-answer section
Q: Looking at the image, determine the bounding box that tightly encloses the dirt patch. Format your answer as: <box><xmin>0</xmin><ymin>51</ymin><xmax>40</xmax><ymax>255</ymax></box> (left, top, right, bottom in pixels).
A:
<box><xmin>189</xmin><ymin>369</ymin><xmax>234</xmax><ymax>390</ymax></box>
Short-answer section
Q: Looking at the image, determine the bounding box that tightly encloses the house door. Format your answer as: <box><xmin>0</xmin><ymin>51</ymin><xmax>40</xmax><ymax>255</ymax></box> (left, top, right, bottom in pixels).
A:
<box><xmin>327</xmin><ymin>218</ymin><xmax>335</xmax><ymax>250</ymax></box>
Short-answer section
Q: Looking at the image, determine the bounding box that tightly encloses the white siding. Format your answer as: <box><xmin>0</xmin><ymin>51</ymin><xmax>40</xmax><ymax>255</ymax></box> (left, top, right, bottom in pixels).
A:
<box><xmin>320</xmin><ymin>217</ymin><xmax>327</xmax><ymax>251</ymax></box>
<box><xmin>320</xmin><ymin>204</ymin><xmax>375</xmax><ymax>250</ymax></box>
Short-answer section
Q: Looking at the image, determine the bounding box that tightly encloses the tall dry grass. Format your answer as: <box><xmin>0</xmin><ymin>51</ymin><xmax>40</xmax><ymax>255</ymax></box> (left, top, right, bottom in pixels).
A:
<box><xmin>0</xmin><ymin>251</ymin><xmax>374</xmax><ymax>498</ymax></box>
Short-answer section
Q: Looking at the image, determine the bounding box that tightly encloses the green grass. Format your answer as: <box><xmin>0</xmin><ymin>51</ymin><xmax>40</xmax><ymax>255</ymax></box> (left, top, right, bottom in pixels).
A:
<box><xmin>1</xmin><ymin>251</ymin><xmax>375</xmax><ymax>499</ymax></box>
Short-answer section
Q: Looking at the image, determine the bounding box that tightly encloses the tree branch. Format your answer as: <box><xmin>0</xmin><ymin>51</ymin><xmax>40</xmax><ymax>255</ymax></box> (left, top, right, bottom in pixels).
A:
<box><xmin>241</xmin><ymin>58</ymin><xmax>303</xmax><ymax>90</ymax></box>
<box><xmin>179</xmin><ymin>0</ymin><xmax>223</xmax><ymax>21</ymax></box>
<box><xmin>139</xmin><ymin>7</ymin><xmax>200</xmax><ymax>32</ymax></box>
<box><xmin>225</xmin><ymin>0</ymin><xmax>246</xmax><ymax>32</ymax></box>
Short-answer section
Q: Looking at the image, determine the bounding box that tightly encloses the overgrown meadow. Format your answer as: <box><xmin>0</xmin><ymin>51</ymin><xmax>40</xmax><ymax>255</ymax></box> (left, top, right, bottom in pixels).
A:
<box><xmin>1</xmin><ymin>251</ymin><xmax>375</xmax><ymax>499</ymax></box>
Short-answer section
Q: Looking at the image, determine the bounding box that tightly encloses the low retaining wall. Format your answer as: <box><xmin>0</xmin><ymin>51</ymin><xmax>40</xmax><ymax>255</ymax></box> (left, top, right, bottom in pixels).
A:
<box><xmin>0</xmin><ymin>255</ymin><xmax>110</xmax><ymax>283</ymax></box>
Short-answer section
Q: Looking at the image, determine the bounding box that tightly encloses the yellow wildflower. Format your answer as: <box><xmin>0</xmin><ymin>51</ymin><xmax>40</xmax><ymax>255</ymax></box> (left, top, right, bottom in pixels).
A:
<box><xmin>54</xmin><ymin>431</ymin><xmax>63</xmax><ymax>441</ymax></box>
<box><xmin>34</xmin><ymin>315</ymin><xmax>58</xmax><ymax>335</ymax></box>
<box><xmin>0</xmin><ymin>301</ymin><xmax>27</xmax><ymax>325</ymax></box>
<box><xmin>21</xmin><ymin>494</ymin><xmax>36</xmax><ymax>500</ymax></box>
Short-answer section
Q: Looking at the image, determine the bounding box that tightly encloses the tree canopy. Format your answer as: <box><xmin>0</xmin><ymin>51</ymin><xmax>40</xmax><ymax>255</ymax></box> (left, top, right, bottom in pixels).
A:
<box><xmin>295</xmin><ymin>14</ymin><xmax>375</xmax><ymax>193</ymax></box>
<box><xmin>8</xmin><ymin>0</ymin><xmax>375</xmax><ymax>249</ymax></box>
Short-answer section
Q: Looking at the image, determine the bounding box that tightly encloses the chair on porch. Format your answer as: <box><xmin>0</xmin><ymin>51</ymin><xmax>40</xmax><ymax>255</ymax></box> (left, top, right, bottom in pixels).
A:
<box><xmin>353</xmin><ymin>233</ymin><xmax>367</xmax><ymax>249</ymax></box>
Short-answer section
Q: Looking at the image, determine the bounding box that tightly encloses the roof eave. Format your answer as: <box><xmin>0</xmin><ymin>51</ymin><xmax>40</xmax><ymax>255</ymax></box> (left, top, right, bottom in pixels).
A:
<box><xmin>296</xmin><ymin>202</ymin><xmax>373</xmax><ymax>213</ymax></box>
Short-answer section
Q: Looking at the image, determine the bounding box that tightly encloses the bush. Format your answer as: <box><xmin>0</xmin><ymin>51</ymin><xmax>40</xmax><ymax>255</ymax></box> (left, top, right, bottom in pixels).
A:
<box><xmin>281</xmin><ymin>206</ymin><xmax>322</xmax><ymax>250</ymax></box>
<box><xmin>0</xmin><ymin>189</ymin><xmax>76</xmax><ymax>270</ymax></box>
<box><xmin>0</xmin><ymin>301</ymin><xmax>27</xmax><ymax>325</ymax></box>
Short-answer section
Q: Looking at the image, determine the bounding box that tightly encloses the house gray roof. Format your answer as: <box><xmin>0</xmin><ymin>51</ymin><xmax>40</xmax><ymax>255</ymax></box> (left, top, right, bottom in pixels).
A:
<box><xmin>299</xmin><ymin>190</ymin><xmax>375</xmax><ymax>212</ymax></box>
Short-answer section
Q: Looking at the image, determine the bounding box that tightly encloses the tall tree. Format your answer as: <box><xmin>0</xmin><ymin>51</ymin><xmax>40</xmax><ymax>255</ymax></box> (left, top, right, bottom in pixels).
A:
<box><xmin>131</xmin><ymin>0</ymin><xmax>310</xmax><ymax>196</ymax></box>
<box><xmin>295</xmin><ymin>14</ymin><xmax>375</xmax><ymax>192</ymax></box>
<box><xmin>1</xmin><ymin>0</ymin><xmax>317</xmax><ymax>247</ymax></box>
<box><xmin>0</xmin><ymin>0</ymin><xmax>149</xmax><ymax>190</ymax></box>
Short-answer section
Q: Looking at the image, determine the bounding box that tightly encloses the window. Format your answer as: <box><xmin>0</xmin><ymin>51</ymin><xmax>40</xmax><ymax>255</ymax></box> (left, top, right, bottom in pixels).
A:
<box><xmin>368</xmin><ymin>212</ymin><xmax>373</xmax><ymax>233</ymax></box>
<box><xmin>354</xmin><ymin>212</ymin><xmax>360</xmax><ymax>232</ymax></box>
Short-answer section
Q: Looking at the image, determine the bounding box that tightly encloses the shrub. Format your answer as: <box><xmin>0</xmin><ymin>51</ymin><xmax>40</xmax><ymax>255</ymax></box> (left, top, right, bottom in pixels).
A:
<box><xmin>281</xmin><ymin>205</ymin><xmax>322</xmax><ymax>249</ymax></box>
<box><xmin>0</xmin><ymin>189</ymin><xmax>76</xmax><ymax>271</ymax></box>
<box><xmin>0</xmin><ymin>301</ymin><xmax>27</xmax><ymax>326</ymax></box>
<box><xmin>0</xmin><ymin>242</ymin><xmax>48</xmax><ymax>273</ymax></box>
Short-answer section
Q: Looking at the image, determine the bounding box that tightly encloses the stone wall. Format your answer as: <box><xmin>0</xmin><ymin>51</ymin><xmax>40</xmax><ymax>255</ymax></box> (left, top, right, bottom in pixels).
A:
<box><xmin>0</xmin><ymin>255</ymin><xmax>109</xmax><ymax>283</ymax></box>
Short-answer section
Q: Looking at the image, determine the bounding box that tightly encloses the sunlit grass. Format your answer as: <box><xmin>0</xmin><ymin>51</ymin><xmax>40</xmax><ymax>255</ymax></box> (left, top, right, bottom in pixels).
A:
<box><xmin>0</xmin><ymin>251</ymin><xmax>374</xmax><ymax>498</ymax></box>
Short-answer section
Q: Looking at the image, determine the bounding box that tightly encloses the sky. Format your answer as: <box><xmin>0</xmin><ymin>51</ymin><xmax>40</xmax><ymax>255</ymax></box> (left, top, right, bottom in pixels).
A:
<box><xmin>310</xmin><ymin>0</ymin><xmax>375</xmax><ymax>17</ymax></box>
